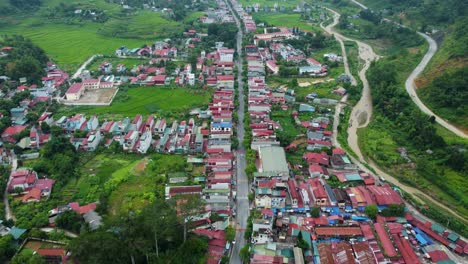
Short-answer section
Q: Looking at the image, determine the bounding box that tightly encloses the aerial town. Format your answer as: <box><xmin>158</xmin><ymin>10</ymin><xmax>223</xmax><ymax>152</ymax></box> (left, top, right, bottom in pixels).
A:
<box><xmin>0</xmin><ymin>0</ymin><xmax>466</xmax><ymax>263</ymax></box>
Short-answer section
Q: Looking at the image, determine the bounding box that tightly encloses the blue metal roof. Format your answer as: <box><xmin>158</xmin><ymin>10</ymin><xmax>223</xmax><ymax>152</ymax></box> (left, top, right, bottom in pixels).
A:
<box><xmin>415</xmin><ymin>233</ymin><xmax>427</xmax><ymax>245</ymax></box>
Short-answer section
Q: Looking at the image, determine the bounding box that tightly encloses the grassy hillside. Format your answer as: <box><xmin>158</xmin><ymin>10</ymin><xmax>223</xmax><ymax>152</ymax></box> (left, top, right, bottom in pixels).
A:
<box><xmin>0</xmin><ymin>0</ymin><xmax>189</xmax><ymax>71</ymax></box>
<box><xmin>239</xmin><ymin>0</ymin><xmax>301</xmax><ymax>8</ymax></box>
<box><xmin>416</xmin><ymin>18</ymin><xmax>468</xmax><ymax>129</ymax></box>
<box><xmin>334</xmin><ymin>0</ymin><xmax>467</xmax><ymax>130</ymax></box>
<box><xmin>357</xmin><ymin>0</ymin><xmax>467</xmax><ymax>30</ymax></box>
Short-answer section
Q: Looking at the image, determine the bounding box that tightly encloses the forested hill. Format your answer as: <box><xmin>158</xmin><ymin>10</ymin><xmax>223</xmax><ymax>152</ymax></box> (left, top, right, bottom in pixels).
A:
<box><xmin>0</xmin><ymin>0</ymin><xmax>211</xmax><ymax>21</ymax></box>
<box><xmin>417</xmin><ymin>17</ymin><xmax>468</xmax><ymax>128</ymax></box>
<box><xmin>356</xmin><ymin>0</ymin><xmax>467</xmax><ymax>129</ymax></box>
<box><xmin>358</xmin><ymin>0</ymin><xmax>467</xmax><ymax>30</ymax></box>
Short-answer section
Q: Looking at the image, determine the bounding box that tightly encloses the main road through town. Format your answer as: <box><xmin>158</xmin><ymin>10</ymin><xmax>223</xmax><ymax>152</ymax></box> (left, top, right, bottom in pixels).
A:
<box><xmin>226</xmin><ymin>0</ymin><xmax>250</xmax><ymax>263</ymax></box>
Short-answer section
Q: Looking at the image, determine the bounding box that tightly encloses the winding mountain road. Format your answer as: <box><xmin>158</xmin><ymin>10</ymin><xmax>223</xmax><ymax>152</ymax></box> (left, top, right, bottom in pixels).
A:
<box><xmin>405</xmin><ymin>33</ymin><xmax>467</xmax><ymax>138</ymax></box>
<box><xmin>326</xmin><ymin>0</ymin><xmax>468</xmax><ymax>223</ymax></box>
<box><xmin>351</xmin><ymin>0</ymin><xmax>467</xmax><ymax>138</ymax></box>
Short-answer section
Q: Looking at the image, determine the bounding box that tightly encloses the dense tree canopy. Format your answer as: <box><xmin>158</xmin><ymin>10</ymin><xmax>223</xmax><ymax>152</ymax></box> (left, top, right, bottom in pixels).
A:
<box><xmin>8</xmin><ymin>0</ymin><xmax>42</xmax><ymax>10</ymax></box>
<box><xmin>364</xmin><ymin>205</ymin><xmax>378</xmax><ymax>219</ymax></box>
<box><xmin>56</xmin><ymin>210</ymin><xmax>84</xmax><ymax>233</ymax></box>
<box><xmin>68</xmin><ymin>197</ymin><xmax>208</xmax><ymax>263</ymax></box>
<box><xmin>420</xmin><ymin>67</ymin><xmax>467</xmax><ymax>119</ymax></box>
<box><xmin>0</xmin><ymin>36</ymin><xmax>48</xmax><ymax>84</ymax></box>
<box><xmin>35</xmin><ymin>136</ymin><xmax>79</xmax><ymax>186</ymax></box>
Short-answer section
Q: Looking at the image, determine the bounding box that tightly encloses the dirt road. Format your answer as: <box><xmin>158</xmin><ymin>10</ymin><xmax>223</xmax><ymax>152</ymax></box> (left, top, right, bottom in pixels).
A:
<box><xmin>3</xmin><ymin>152</ymin><xmax>17</xmax><ymax>221</ymax></box>
<box><xmin>320</xmin><ymin>12</ymin><xmax>357</xmax><ymax>86</ymax></box>
<box><xmin>322</xmin><ymin>8</ymin><xmax>379</xmax><ymax>162</ymax></box>
<box><xmin>325</xmin><ymin>3</ymin><xmax>468</xmax><ymax>223</ymax></box>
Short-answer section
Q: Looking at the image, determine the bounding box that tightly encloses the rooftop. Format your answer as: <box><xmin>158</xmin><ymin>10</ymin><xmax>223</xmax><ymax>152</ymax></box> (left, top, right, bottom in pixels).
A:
<box><xmin>259</xmin><ymin>146</ymin><xmax>289</xmax><ymax>174</ymax></box>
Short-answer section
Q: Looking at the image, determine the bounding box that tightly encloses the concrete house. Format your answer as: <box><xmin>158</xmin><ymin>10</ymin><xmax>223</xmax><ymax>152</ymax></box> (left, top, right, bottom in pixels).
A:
<box><xmin>86</xmin><ymin>116</ymin><xmax>99</xmax><ymax>131</ymax></box>
<box><xmin>123</xmin><ymin>130</ymin><xmax>138</xmax><ymax>151</ymax></box>
<box><xmin>113</xmin><ymin>117</ymin><xmax>131</xmax><ymax>135</ymax></box>
<box><xmin>137</xmin><ymin>131</ymin><xmax>152</xmax><ymax>154</ymax></box>
<box><xmin>84</xmin><ymin>131</ymin><xmax>102</xmax><ymax>151</ymax></box>
<box><xmin>154</xmin><ymin>119</ymin><xmax>167</xmax><ymax>134</ymax></box>
<box><xmin>38</xmin><ymin>112</ymin><xmax>54</xmax><ymax>125</ymax></box>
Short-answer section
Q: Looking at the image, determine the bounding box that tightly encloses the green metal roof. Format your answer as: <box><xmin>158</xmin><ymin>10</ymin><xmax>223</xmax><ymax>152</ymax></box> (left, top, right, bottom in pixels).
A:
<box><xmin>9</xmin><ymin>227</ymin><xmax>27</xmax><ymax>239</ymax></box>
<box><xmin>396</xmin><ymin>217</ymin><xmax>407</xmax><ymax>224</ymax></box>
<box><xmin>345</xmin><ymin>173</ymin><xmax>362</xmax><ymax>181</ymax></box>
<box><xmin>436</xmin><ymin>260</ymin><xmax>456</xmax><ymax>264</ymax></box>
<box><xmin>194</xmin><ymin>176</ymin><xmax>206</xmax><ymax>183</ymax></box>
<box><xmin>257</xmin><ymin>188</ymin><xmax>272</xmax><ymax>195</ymax></box>
<box><xmin>431</xmin><ymin>223</ymin><xmax>445</xmax><ymax>234</ymax></box>
<box><xmin>281</xmin><ymin>248</ymin><xmax>293</xmax><ymax>258</ymax></box>
<box><xmin>447</xmin><ymin>233</ymin><xmax>459</xmax><ymax>242</ymax></box>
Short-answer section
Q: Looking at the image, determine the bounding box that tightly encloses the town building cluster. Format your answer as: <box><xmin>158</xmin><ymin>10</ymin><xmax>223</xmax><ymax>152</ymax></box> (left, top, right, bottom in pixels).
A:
<box><xmin>163</xmin><ymin>43</ymin><xmax>237</xmax><ymax>263</ymax></box>
<box><xmin>232</xmin><ymin>5</ymin><xmax>468</xmax><ymax>264</ymax></box>
<box><xmin>199</xmin><ymin>0</ymin><xmax>236</xmax><ymax>24</ymax></box>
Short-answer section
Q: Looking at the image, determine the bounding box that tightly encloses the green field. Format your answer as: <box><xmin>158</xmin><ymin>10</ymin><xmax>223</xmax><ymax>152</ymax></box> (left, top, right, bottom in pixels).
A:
<box><xmin>294</xmin><ymin>80</ymin><xmax>342</xmax><ymax>102</ymax></box>
<box><xmin>1</xmin><ymin>23</ymin><xmax>148</xmax><ymax>72</ymax></box>
<box><xmin>61</xmin><ymin>154</ymin><xmax>141</xmax><ymax>204</ymax></box>
<box><xmin>240</xmin><ymin>0</ymin><xmax>301</xmax><ymax>8</ymax></box>
<box><xmin>252</xmin><ymin>13</ymin><xmax>320</xmax><ymax>32</ymax></box>
<box><xmin>58</xmin><ymin>86</ymin><xmax>212</xmax><ymax>118</ymax></box>
<box><xmin>0</xmin><ymin>0</ymin><xmax>184</xmax><ymax>71</ymax></box>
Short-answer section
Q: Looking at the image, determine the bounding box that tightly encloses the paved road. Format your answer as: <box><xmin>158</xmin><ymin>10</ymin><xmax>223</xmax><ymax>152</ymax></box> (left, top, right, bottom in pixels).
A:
<box><xmin>71</xmin><ymin>54</ymin><xmax>100</xmax><ymax>80</ymax></box>
<box><xmin>320</xmin><ymin>17</ymin><xmax>357</xmax><ymax>86</ymax></box>
<box><xmin>350</xmin><ymin>0</ymin><xmax>466</xmax><ymax>138</ymax></box>
<box><xmin>3</xmin><ymin>152</ymin><xmax>17</xmax><ymax>221</ymax></box>
<box><xmin>405</xmin><ymin>33</ymin><xmax>467</xmax><ymax>138</ymax></box>
<box><xmin>226</xmin><ymin>0</ymin><xmax>250</xmax><ymax>263</ymax></box>
<box><xmin>328</xmin><ymin>0</ymin><xmax>468</xmax><ymax>224</ymax></box>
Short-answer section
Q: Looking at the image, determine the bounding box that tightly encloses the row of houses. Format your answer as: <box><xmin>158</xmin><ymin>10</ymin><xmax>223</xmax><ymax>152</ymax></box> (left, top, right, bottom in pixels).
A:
<box><xmin>115</xmin><ymin>41</ymin><xmax>178</xmax><ymax>58</ymax></box>
<box><xmin>8</xmin><ymin>169</ymin><xmax>55</xmax><ymax>203</ymax></box>
<box><xmin>13</xmin><ymin>62</ymin><xmax>69</xmax><ymax>103</ymax></box>
<box><xmin>234</xmin><ymin>3</ymin><xmax>256</xmax><ymax>32</ymax></box>
<box><xmin>199</xmin><ymin>0</ymin><xmax>236</xmax><ymax>24</ymax></box>
<box><xmin>164</xmin><ymin>88</ymin><xmax>236</xmax><ymax>263</ymax></box>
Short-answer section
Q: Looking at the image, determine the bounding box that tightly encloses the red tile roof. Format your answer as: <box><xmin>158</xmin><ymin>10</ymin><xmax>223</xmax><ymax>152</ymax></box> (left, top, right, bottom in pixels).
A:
<box><xmin>2</xmin><ymin>125</ymin><xmax>27</xmax><ymax>136</ymax></box>
<box><xmin>22</xmin><ymin>188</ymin><xmax>42</xmax><ymax>202</ymax></box>
<box><xmin>366</xmin><ymin>185</ymin><xmax>402</xmax><ymax>205</ymax></box>
<box><xmin>168</xmin><ymin>186</ymin><xmax>202</xmax><ymax>197</ymax></box>
<box><xmin>315</xmin><ymin>227</ymin><xmax>362</xmax><ymax>237</ymax></box>
<box><xmin>374</xmin><ymin>223</ymin><xmax>397</xmax><ymax>257</ymax></box>
<box><xmin>427</xmin><ymin>250</ymin><xmax>449</xmax><ymax>262</ymax></box>
<box><xmin>217</xmin><ymin>75</ymin><xmax>234</xmax><ymax>81</ymax></box>
<box><xmin>66</xmin><ymin>83</ymin><xmax>83</xmax><ymax>94</ymax></box>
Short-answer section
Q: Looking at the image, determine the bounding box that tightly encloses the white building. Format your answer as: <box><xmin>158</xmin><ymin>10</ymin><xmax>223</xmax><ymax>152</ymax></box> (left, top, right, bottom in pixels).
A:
<box><xmin>137</xmin><ymin>131</ymin><xmax>152</xmax><ymax>154</ymax></box>
<box><xmin>86</xmin><ymin>131</ymin><xmax>102</xmax><ymax>151</ymax></box>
